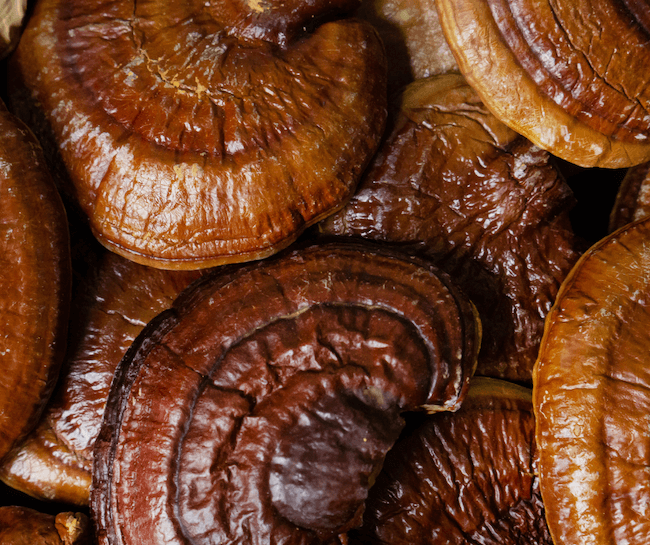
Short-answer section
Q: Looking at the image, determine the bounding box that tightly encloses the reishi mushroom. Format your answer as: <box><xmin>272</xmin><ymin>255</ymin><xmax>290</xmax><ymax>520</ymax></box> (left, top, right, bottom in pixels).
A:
<box><xmin>534</xmin><ymin>215</ymin><xmax>650</xmax><ymax>545</ymax></box>
<box><xmin>435</xmin><ymin>0</ymin><xmax>650</xmax><ymax>168</ymax></box>
<box><xmin>0</xmin><ymin>98</ymin><xmax>71</xmax><ymax>463</ymax></box>
<box><xmin>8</xmin><ymin>0</ymin><xmax>388</xmax><ymax>270</ymax></box>
<box><xmin>91</xmin><ymin>241</ymin><xmax>480</xmax><ymax>544</ymax></box>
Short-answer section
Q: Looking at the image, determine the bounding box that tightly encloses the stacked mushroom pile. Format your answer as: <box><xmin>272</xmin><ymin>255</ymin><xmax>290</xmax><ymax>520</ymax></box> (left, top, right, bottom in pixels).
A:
<box><xmin>0</xmin><ymin>0</ymin><xmax>649</xmax><ymax>544</ymax></box>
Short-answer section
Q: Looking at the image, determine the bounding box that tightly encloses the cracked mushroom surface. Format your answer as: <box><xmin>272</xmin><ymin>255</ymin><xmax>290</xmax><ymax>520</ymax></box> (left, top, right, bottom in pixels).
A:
<box><xmin>349</xmin><ymin>377</ymin><xmax>551</xmax><ymax>544</ymax></box>
<box><xmin>0</xmin><ymin>99</ymin><xmax>71</xmax><ymax>463</ymax></box>
<box><xmin>319</xmin><ymin>74</ymin><xmax>579</xmax><ymax>383</ymax></box>
<box><xmin>534</xmin><ymin>215</ymin><xmax>650</xmax><ymax>545</ymax></box>
<box><xmin>435</xmin><ymin>0</ymin><xmax>650</xmax><ymax>168</ymax></box>
<box><xmin>91</xmin><ymin>241</ymin><xmax>480</xmax><ymax>545</ymax></box>
<box><xmin>9</xmin><ymin>0</ymin><xmax>387</xmax><ymax>269</ymax></box>
<box><xmin>0</xmin><ymin>245</ymin><xmax>202</xmax><ymax>505</ymax></box>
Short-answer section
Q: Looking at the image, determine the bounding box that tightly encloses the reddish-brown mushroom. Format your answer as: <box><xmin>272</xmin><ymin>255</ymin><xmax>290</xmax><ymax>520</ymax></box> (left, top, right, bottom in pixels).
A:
<box><xmin>0</xmin><ymin>99</ymin><xmax>71</xmax><ymax>463</ymax></box>
<box><xmin>435</xmin><ymin>0</ymin><xmax>650</xmax><ymax>168</ymax></box>
<box><xmin>319</xmin><ymin>74</ymin><xmax>579</xmax><ymax>383</ymax></box>
<box><xmin>91</xmin><ymin>241</ymin><xmax>480</xmax><ymax>544</ymax></box>
<box><xmin>9</xmin><ymin>0</ymin><xmax>387</xmax><ymax>270</ymax></box>
<box><xmin>609</xmin><ymin>161</ymin><xmax>650</xmax><ymax>232</ymax></box>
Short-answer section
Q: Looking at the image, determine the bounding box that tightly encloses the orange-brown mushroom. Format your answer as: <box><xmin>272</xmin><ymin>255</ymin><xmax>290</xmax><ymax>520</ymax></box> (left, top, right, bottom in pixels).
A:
<box><xmin>435</xmin><ymin>0</ymin><xmax>650</xmax><ymax>168</ymax></box>
<box><xmin>9</xmin><ymin>0</ymin><xmax>387</xmax><ymax>270</ymax></box>
<box><xmin>534</xmin><ymin>215</ymin><xmax>650</xmax><ymax>545</ymax></box>
<box><xmin>0</xmin><ymin>506</ymin><xmax>91</xmax><ymax>545</ymax></box>
<box><xmin>0</xmin><ymin>99</ymin><xmax>71</xmax><ymax>463</ymax></box>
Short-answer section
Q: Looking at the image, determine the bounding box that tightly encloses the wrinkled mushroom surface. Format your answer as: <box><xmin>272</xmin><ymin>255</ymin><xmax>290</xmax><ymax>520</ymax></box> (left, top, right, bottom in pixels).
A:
<box><xmin>350</xmin><ymin>377</ymin><xmax>551</xmax><ymax>544</ymax></box>
<box><xmin>319</xmin><ymin>74</ymin><xmax>579</xmax><ymax>383</ymax></box>
<box><xmin>609</xmin><ymin>161</ymin><xmax>650</xmax><ymax>232</ymax></box>
<box><xmin>0</xmin><ymin>506</ymin><xmax>91</xmax><ymax>545</ymax></box>
<box><xmin>0</xmin><ymin>246</ymin><xmax>202</xmax><ymax>505</ymax></box>
<box><xmin>0</xmin><ymin>0</ymin><xmax>26</xmax><ymax>59</ymax></box>
<box><xmin>92</xmin><ymin>241</ymin><xmax>480</xmax><ymax>545</ymax></box>
<box><xmin>534</xmin><ymin>215</ymin><xmax>650</xmax><ymax>545</ymax></box>
<box><xmin>9</xmin><ymin>0</ymin><xmax>387</xmax><ymax>269</ymax></box>
<box><xmin>435</xmin><ymin>0</ymin><xmax>650</xmax><ymax>168</ymax></box>
<box><xmin>0</xmin><ymin>99</ymin><xmax>71</xmax><ymax>462</ymax></box>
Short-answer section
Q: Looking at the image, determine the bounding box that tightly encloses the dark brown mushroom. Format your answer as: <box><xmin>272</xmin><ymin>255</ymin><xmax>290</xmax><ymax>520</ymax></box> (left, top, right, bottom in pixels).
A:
<box><xmin>0</xmin><ymin>99</ymin><xmax>71</xmax><ymax>462</ymax></box>
<box><xmin>435</xmin><ymin>0</ymin><xmax>650</xmax><ymax>168</ymax></box>
<box><xmin>0</xmin><ymin>245</ymin><xmax>202</xmax><ymax>505</ymax></box>
<box><xmin>318</xmin><ymin>74</ymin><xmax>579</xmax><ymax>383</ymax></box>
<box><xmin>0</xmin><ymin>506</ymin><xmax>91</xmax><ymax>545</ymax></box>
<box><xmin>91</xmin><ymin>241</ymin><xmax>480</xmax><ymax>545</ymax></box>
<box><xmin>349</xmin><ymin>377</ymin><xmax>551</xmax><ymax>544</ymax></box>
<box><xmin>8</xmin><ymin>0</ymin><xmax>387</xmax><ymax>270</ymax></box>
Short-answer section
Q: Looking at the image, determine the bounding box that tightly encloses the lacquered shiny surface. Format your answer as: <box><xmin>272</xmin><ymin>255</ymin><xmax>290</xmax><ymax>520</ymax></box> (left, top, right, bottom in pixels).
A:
<box><xmin>435</xmin><ymin>0</ymin><xmax>650</xmax><ymax>168</ymax></box>
<box><xmin>9</xmin><ymin>0</ymin><xmax>387</xmax><ymax>269</ymax></box>
<box><xmin>534</xmin><ymin>216</ymin><xmax>650</xmax><ymax>545</ymax></box>
<box><xmin>91</xmin><ymin>242</ymin><xmax>480</xmax><ymax>545</ymax></box>
<box><xmin>0</xmin><ymin>100</ymin><xmax>71</xmax><ymax>462</ymax></box>
<box><xmin>319</xmin><ymin>74</ymin><xmax>579</xmax><ymax>383</ymax></box>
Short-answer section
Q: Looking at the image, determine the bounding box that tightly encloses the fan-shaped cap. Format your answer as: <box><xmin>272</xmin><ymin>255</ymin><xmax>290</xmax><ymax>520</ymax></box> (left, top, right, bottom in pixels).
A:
<box><xmin>11</xmin><ymin>0</ymin><xmax>387</xmax><ymax>269</ymax></box>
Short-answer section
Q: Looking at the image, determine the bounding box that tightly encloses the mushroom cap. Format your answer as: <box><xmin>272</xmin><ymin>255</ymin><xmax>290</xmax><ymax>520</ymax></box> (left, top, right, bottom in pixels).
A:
<box><xmin>0</xmin><ymin>99</ymin><xmax>71</xmax><ymax>462</ymax></box>
<box><xmin>534</xmin><ymin>215</ymin><xmax>650</xmax><ymax>545</ymax></box>
<box><xmin>609</xmin><ymin>161</ymin><xmax>650</xmax><ymax>232</ymax></box>
<box><xmin>11</xmin><ymin>0</ymin><xmax>388</xmax><ymax>269</ymax></box>
<box><xmin>91</xmin><ymin>241</ymin><xmax>480</xmax><ymax>545</ymax></box>
<box><xmin>319</xmin><ymin>74</ymin><xmax>579</xmax><ymax>383</ymax></box>
<box><xmin>435</xmin><ymin>0</ymin><xmax>650</xmax><ymax>168</ymax></box>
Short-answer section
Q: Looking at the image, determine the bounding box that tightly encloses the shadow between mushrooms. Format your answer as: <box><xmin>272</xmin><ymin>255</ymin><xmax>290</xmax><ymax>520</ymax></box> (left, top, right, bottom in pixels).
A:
<box><xmin>9</xmin><ymin>0</ymin><xmax>387</xmax><ymax>270</ymax></box>
<box><xmin>91</xmin><ymin>241</ymin><xmax>480</xmax><ymax>545</ymax></box>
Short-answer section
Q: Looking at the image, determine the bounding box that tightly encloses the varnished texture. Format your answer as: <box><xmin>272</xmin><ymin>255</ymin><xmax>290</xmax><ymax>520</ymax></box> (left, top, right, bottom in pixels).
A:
<box><xmin>0</xmin><ymin>101</ymin><xmax>71</xmax><ymax>462</ymax></box>
<box><xmin>92</xmin><ymin>242</ymin><xmax>480</xmax><ymax>545</ymax></box>
<box><xmin>350</xmin><ymin>377</ymin><xmax>551</xmax><ymax>544</ymax></box>
<box><xmin>534</xmin><ymin>216</ymin><xmax>650</xmax><ymax>545</ymax></box>
<box><xmin>355</xmin><ymin>0</ymin><xmax>458</xmax><ymax>96</ymax></box>
<box><xmin>609</xmin><ymin>161</ymin><xmax>650</xmax><ymax>232</ymax></box>
<box><xmin>0</xmin><ymin>506</ymin><xmax>91</xmax><ymax>545</ymax></box>
<box><xmin>9</xmin><ymin>0</ymin><xmax>387</xmax><ymax>269</ymax></box>
<box><xmin>0</xmin><ymin>248</ymin><xmax>201</xmax><ymax>505</ymax></box>
<box><xmin>319</xmin><ymin>75</ymin><xmax>579</xmax><ymax>383</ymax></box>
<box><xmin>435</xmin><ymin>0</ymin><xmax>650</xmax><ymax>168</ymax></box>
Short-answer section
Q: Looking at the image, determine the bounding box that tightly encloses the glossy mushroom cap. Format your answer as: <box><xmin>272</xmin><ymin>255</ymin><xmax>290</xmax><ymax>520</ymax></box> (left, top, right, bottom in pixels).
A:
<box><xmin>0</xmin><ymin>99</ymin><xmax>71</xmax><ymax>462</ymax></box>
<box><xmin>10</xmin><ymin>0</ymin><xmax>387</xmax><ymax>269</ymax></box>
<box><xmin>435</xmin><ymin>0</ymin><xmax>650</xmax><ymax>168</ymax></box>
<box><xmin>91</xmin><ymin>241</ymin><xmax>480</xmax><ymax>545</ymax></box>
<box><xmin>534</xmin><ymin>215</ymin><xmax>650</xmax><ymax>545</ymax></box>
<box><xmin>0</xmin><ymin>506</ymin><xmax>91</xmax><ymax>545</ymax></box>
<box><xmin>319</xmin><ymin>74</ymin><xmax>579</xmax><ymax>383</ymax></box>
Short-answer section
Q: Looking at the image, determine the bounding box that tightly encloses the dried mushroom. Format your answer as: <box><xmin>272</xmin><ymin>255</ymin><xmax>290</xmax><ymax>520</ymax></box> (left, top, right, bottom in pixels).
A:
<box><xmin>349</xmin><ymin>377</ymin><xmax>551</xmax><ymax>544</ymax></box>
<box><xmin>9</xmin><ymin>0</ymin><xmax>387</xmax><ymax>270</ymax></box>
<box><xmin>91</xmin><ymin>242</ymin><xmax>480</xmax><ymax>545</ymax></box>
<box><xmin>609</xmin><ymin>161</ymin><xmax>650</xmax><ymax>232</ymax></box>
<box><xmin>0</xmin><ymin>506</ymin><xmax>91</xmax><ymax>545</ymax></box>
<box><xmin>319</xmin><ymin>74</ymin><xmax>579</xmax><ymax>383</ymax></box>
<box><xmin>0</xmin><ymin>100</ymin><xmax>71</xmax><ymax>462</ymax></box>
<box><xmin>0</xmin><ymin>0</ymin><xmax>26</xmax><ymax>59</ymax></box>
<box><xmin>534</xmin><ymin>215</ymin><xmax>650</xmax><ymax>545</ymax></box>
<box><xmin>435</xmin><ymin>0</ymin><xmax>650</xmax><ymax>168</ymax></box>
<box><xmin>0</xmin><ymin>247</ymin><xmax>202</xmax><ymax>505</ymax></box>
